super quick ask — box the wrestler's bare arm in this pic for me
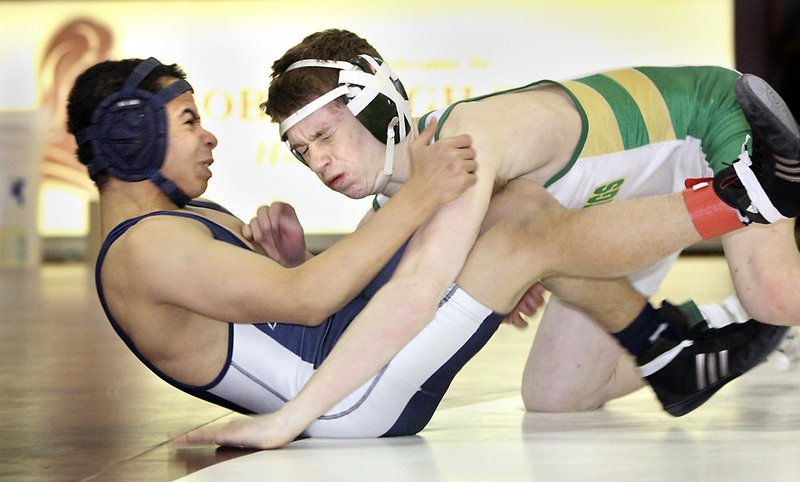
[111,126,477,326]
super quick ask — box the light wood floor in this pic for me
[1,254,798,481]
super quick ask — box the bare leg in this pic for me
[520,275,648,412]
[459,181,700,314]
[522,296,643,412]
[723,220,800,325]
[464,188,787,417]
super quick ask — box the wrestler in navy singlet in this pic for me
[95,200,504,437]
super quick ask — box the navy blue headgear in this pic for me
[75,57,194,206]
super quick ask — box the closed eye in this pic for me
[321,128,336,141]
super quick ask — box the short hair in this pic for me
[66,58,187,188]
[262,29,382,123]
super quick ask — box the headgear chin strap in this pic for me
[373,117,399,193]
[75,57,194,207]
[278,55,412,194]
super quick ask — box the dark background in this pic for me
[735,0,800,240]
[736,0,799,117]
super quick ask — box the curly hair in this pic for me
[262,29,382,123]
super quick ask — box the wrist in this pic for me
[398,176,439,214]
[280,397,320,435]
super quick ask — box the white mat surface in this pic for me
[177,364,800,482]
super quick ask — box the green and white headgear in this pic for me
[279,55,412,193]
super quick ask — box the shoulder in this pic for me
[104,213,232,304]
[441,85,570,134]
[439,86,575,175]
[126,213,212,243]
[111,213,215,270]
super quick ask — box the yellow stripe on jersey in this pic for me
[562,80,624,158]
[602,69,677,144]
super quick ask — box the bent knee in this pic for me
[521,381,605,413]
[521,358,643,413]
[743,289,800,326]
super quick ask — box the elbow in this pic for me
[292,298,334,326]
[233,292,328,327]
[283,267,346,326]
[295,313,328,327]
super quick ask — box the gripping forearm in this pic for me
[282,278,441,431]
[293,185,442,320]
[275,196,484,429]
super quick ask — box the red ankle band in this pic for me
[682,179,744,240]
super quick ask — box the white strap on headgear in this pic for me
[373,117,399,193]
[338,57,410,139]
[277,56,410,142]
[278,85,351,138]
[278,56,410,194]
[278,60,358,138]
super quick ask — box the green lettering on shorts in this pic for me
[583,178,625,207]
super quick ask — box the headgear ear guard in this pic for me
[278,55,412,193]
[75,57,194,206]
